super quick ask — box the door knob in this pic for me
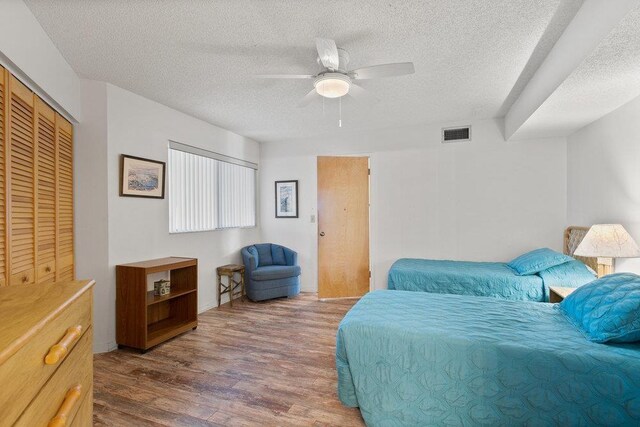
[319,232,325,237]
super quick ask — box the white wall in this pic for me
[74,80,111,352]
[0,0,81,121]
[568,94,640,274]
[261,119,568,291]
[76,82,261,352]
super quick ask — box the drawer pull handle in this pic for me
[48,384,82,427]
[45,266,51,272]
[21,276,28,283]
[45,325,82,365]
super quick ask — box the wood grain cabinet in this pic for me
[0,65,74,287]
[0,280,94,426]
[117,257,198,352]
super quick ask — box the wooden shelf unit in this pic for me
[146,287,196,306]
[116,257,197,351]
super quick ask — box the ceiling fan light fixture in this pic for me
[314,73,350,98]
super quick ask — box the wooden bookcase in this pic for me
[116,257,197,351]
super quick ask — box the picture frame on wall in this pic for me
[120,154,166,199]
[275,180,298,218]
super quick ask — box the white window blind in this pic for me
[168,142,256,233]
[218,161,256,228]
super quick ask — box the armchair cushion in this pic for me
[255,244,273,267]
[241,247,259,271]
[284,247,297,266]
[271,245,287,266]
[251,265,301,281]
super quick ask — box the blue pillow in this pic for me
[271,245,287,266]
[247,246,259,267]
[507,248,573,276]
[560,273,640,343]
[255,244,273,266]
[537,260,596,301]
[537,260,596,287]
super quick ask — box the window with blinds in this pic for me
[168,142,256,233]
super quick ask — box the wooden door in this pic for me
[35,98,56,283]
[8,75,36,286]
[56,115,74,281]
[0,68,75,286]
[317,156,370,298]
[0,67,6,286]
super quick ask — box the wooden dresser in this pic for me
[0,280,94,426]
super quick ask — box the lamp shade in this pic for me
[574,224,640,258]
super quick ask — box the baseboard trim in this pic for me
[93,340,117,354]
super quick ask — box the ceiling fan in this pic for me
[257,38,415,107]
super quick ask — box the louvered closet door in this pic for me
[0,67,7,287]
[8,75,35,286]
[56,115,73,281]
[35,98,56,283]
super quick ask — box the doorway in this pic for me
[317,156,370,299]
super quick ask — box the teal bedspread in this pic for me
[388,259,594,302]
[337,290,640,426]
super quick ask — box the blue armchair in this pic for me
[241,243,301,301]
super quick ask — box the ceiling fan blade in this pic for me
[255,74,315,79]
[348,84,379,103]
[350,62,415,80]
[298,88,319,108]
[315,38,339,70]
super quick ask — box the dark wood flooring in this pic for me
[93,293,365,426]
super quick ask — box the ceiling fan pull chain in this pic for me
[338,96,342,128]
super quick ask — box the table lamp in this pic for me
[574,224,640,277]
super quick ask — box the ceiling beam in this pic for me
[504,0,637,140]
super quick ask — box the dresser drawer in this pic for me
[0,289,92,426]
[69,387,93,427]
[15,328,93,427]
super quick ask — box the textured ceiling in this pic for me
[26,0,572,143]
[514,3,640,140]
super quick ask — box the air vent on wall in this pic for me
[442,126,471,143]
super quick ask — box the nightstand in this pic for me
[549,287,575,303]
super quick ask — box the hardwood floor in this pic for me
[93,293,365,426]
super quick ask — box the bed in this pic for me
[337,290,640,426]
[387,226,597,301]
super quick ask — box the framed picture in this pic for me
[275,180,298,218]
[120,154,166,199]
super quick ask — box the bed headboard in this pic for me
[564,226,598,272]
